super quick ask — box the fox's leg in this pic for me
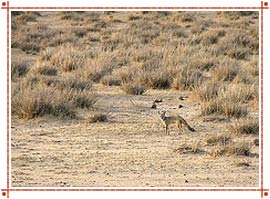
[177,122,183,135]
[165,125,169,135]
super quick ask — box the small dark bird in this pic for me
[151,102,157,109]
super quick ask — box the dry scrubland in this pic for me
[11,11,259,187]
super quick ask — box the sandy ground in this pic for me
[11,85,259,187]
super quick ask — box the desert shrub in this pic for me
[48,45,86,72]
[12,78,96,119]
[128,15,141,21]
[220,100,248,118]
[227,47,250,60]
[86,113,108,123]
[11,61,30,80]
[81,60,116,83]
[72,92,98,109]
[200,84,249,118]
[122,83,146,95]
[230,118,259,135]
[101,75,121,86]
[173,67,203,91]
[221,142,252,156]
[139,69,173,89]
[200,31,219,46]
[201,96,248,118]
[211,59,240,82]
[15,12,39,23]
[173,30,188,38]
[63,77,92,91]
[206,134,231,146]
[244,58,259,76]
[12,85,75,119]
[49,104,77,119]
[31,64,58,76]
[194,81,222,101]
[181,14,194,22]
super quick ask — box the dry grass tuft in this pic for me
[11,61,30,80]
[86,114,108,123]
[122,84,146,95]
[206,134,231,146]
[173,142,205,154]
[230,118,259,135]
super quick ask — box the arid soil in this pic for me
[11,11,259,187]
[11,85,258,187]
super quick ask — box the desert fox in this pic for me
[159,111,195,135]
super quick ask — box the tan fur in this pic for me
[159,111,195,135]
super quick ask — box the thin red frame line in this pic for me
[6,1,10,198]
[1,1,267,197]
[260,1,264,198]
[0,6,269,10]
[1,188,269,192]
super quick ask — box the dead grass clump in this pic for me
[128,15,141,21]
[244,58,259,76]
[236,162,250,167]
[12,78,96,119]
[86,114,108,123]
[122,84,146,95]
[230,118,259,135]
[201,95,248,118]
[63,78,92,91]
[194,81,221,101]
[173,30,188,38]
[39,45,87,72]
[222,142,252,156]
[173,67,202,91]
[49,104,77,119]
[15,12,39,24]
[173,142,205,154]
[206,134,231,146]
[200,31,219,46]
[12,86,76,119]
[101,75,121,86]
[73,92,98,109]
[227,47,250,60]
[220,99,248,118]
[139,69,173,89]
[211,59,240,82]
[31,64,58,76]
[11,61,30,80]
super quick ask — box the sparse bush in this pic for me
[230,118,259,135]
[31,65,58,76]
[122,84,146,95]
[221,142,252,156]
[173,67,202,91]
[139,69,173,89]
[86,113,108,123]
[200,31,219,46]
[128,15,141,21]
[49,45,86,72]
[211,59,240,82]
[173,30,187,38]
[194,81,221,101]
[206,134,231,146]
[101,75,121,86]
[11,61,30,80]
[73,92,98,109]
